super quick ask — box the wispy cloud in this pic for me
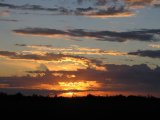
[125,0,160,8]
[0,1,136,18]
[0,50,106,71]
[76,6,135,18]
[77,0,160,8]
[15,44,127,56]
[0,3,59,11]
[128,50,160,58]
[149,44,160,48]
[1,0,159,19]
[13,28,160,42]
[0,18,18,22]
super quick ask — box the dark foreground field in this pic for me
[0,93,160,118]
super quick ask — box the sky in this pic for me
[0,0,160,97]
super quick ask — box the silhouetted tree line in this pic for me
[0,92,160,118]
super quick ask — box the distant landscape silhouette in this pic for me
[0,92,160,118]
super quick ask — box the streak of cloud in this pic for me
[13,28,160,42]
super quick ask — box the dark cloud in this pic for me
[128,50,160,58]
[0,51,17,56]
[64,64,159,87]
[0,0,158,18]
[15,44,52,48]
[124,0,155,7]
[0,1,134,18]
[0,2,15,8]
[153,4,160,8]
[77,0,108,5]
[77,0,157,7]
[0,50,88,61]
[13,28,67,36]
[15,44,27,47]
[0,18,18,22]
[77,6,134,18]
[0,3,58,11]
[94,6,129,15]
[13,28,160,42]
[0,88,56,96]
[105,64,160,92]
[95,0,107,6]
[0,64,159,94]
[76,7,94,13]
[36,64,160,92]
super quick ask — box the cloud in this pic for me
[0,18,18,22]
[77,0,159,8]
[15,44,52,48]
[86,12,134,18]
[95,0,107,6]
[0,50,106,71]
[0,51,17,56]
[0,3,58,11]
[15,44,126,56]
[27,63,160,86]
[37,64,49,71]
[125,0,154,7]
[128,0,157,5]
[125,0,160,10]
[0,83,9,88]
[149,44,160,48]
[0,50,81,61]
[154,4,160,8]
[13,28,67,37]
[76,6,135,18]
[0,1,134,18]
[0,2,15,8]
[15,44,28,47]
[0,10,10,16]
[0,63,160,95]
[128,50,160,58]
[1,0,159,19]
[13,28,160,42]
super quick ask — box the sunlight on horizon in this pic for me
[58,81,101,90]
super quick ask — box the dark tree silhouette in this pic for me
[0,92,159,118]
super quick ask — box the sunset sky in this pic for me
[0,0,160,97]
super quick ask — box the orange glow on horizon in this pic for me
[58,91,122,97]
[58,81,100,91]
[29,81,101,92]
[59,92,74,97]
